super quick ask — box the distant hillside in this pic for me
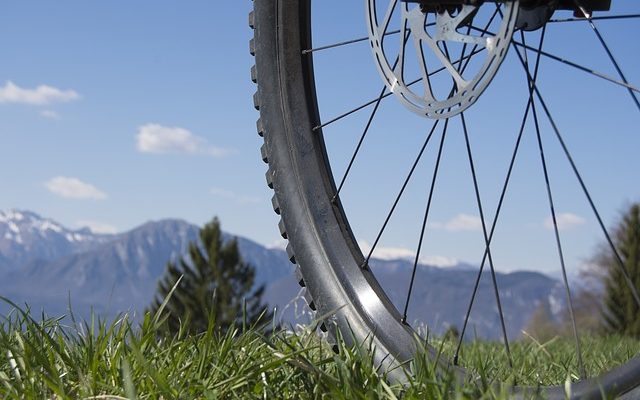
[0,210,113,270]
[0,209,564,339]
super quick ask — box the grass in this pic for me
[0,299,639,399]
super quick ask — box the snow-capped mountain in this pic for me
[0,209,565,339]
[0,210,112,270]
[0,211,294,322]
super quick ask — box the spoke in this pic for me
[402,118,449,324]
[402,23,478,323]
[461,112,513,369]
[424,30,467,91]
[464,27,640,94]
[331,86,387,203]
[332,87,386,203]
[414,30,433,97]
[530,78,587,380]
[573,0,640,111]
[521,28,586,379]
[453,84,532,366]
[398,12,501,315]
[313,47,486,131]
[380,0,399,38]
[454,11,539,367]
[314,92,394,131]
[510,40,640,311]
[457,25,473,75]
[302,30,401,55]
[466,24,640,94]
[362,119,441,267]
[397,14,410,92]
[510,40,640,94]
[302,21,438,54]
[315,4,498,131]
[333,31,411,201]
[549,14,640,23]
[362,10,498,267]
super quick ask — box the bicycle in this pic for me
[250,0,640,397]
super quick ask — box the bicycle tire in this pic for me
[249,1,640,398]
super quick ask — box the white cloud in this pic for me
[267,238,288,251]
[433,213,482,232]
[418,255,458,268]
[0,81,80,105]
[76,220,118,234]
[544,213,585,231]
[210,187,260,205]
[358,241,458,268]
[136,123,230,157]
[360,242,415,260]
[40,110,60,119]
[45,176,107,200]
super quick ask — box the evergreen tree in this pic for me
[523,302,559,342]
[149,217,272,334]
[596,203,640,337]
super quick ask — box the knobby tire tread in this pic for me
[248,1,640,398]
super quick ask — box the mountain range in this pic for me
[0,209,565,339]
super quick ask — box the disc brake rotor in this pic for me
[366,0,520,119]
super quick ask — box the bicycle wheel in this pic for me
[249,0,640,397]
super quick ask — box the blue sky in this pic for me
[0,1,637,275]
[0,2,271,237]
